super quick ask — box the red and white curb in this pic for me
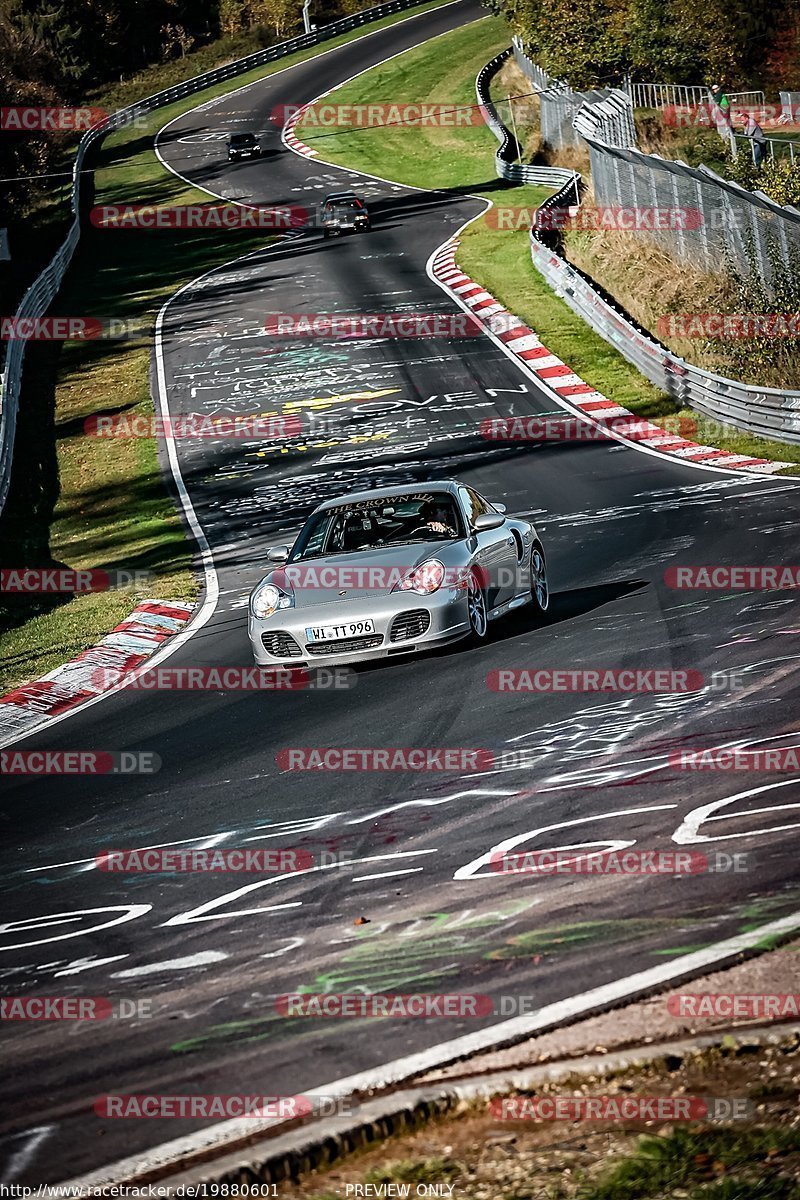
[0,599,193,744]
[282,105,318,158]
[431,240,789,474]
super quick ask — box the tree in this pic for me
[251,0,298,38]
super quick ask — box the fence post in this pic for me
[749,203,769,283]
[694,177,711,267]
[670,173,687,260]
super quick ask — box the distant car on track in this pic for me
[320,190,371,237]
[227,132,261,161]
[249,480,548,669]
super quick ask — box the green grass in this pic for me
[297,19,800,474]
[1,0,455,696]
[365,1158,462,1184]
[298,14,513,190]
[579,1126,800,1200]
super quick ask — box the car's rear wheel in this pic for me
[467,572,488,641]
[529,541,549,615]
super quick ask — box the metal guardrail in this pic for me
[629,82,765,110]
[475,50,580,188]
[780,91,800,122]
[0,0,432,515]
[478,49,800,446]
[528,226,800,444]
[573,90,637,149]
[733,132,800,166]
[511,52,800,291]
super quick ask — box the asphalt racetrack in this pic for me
[1,0,799,1182]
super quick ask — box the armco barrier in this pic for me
[528,224,800,444]
[475,50,579,190]
[0,0,433,516]
[479,49,800,445]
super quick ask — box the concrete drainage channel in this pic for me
[106,1023,800,1190]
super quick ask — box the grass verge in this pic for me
[297,19,800,473]
[0,0,454,697]
[274,1037,800,1200]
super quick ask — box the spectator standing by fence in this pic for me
[709,83,732,129]
[742,113,767,167]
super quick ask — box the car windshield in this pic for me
[290,493,463,560]
[231,134,256,145]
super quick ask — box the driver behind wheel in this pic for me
[418,499,456,536]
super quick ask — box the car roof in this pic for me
[314,481,461,513]
[324,191,361,201]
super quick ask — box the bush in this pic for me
[726,148,800,207]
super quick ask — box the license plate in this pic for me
[306,619,376,641]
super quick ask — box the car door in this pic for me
[458,486,518,610]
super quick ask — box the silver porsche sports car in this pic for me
[248,481,548,669]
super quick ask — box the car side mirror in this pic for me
[267,545,290,562]
[473,512,505,532]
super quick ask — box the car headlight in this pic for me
[392,559,445,596]
[250,580,293,619]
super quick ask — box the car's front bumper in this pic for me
[323,221,368,234]
[249,588,471,668]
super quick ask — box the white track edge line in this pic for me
[62,908,800,1187]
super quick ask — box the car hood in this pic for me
[262,544,465,607]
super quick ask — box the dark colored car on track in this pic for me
[321,191,371,237]
[227,132,260,160]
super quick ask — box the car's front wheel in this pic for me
[529,541,549,616]
[467,572,488,642]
